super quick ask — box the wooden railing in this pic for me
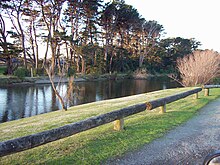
[203,85,220,96]
[0,87,204,157]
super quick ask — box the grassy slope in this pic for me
[0,87,220,164]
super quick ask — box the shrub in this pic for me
[170,50,220,86]
[0,66,6,75]
[68,67,76,77]
[33,68,46,76]
[132,68,149,79]
[14,67,30,79]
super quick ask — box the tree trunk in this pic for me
[81,57,86,74]
[139,54,144,68]
[33,22,39,70]
[6,57,13,75]
[17,13,27,68]
[42,36,49,69]
[77,55,80,72]
[29,21,36,69]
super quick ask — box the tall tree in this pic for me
[64,0,83,72]
[22,0,40,70]
[0,14,19,74]
[3,0,28,67]
[100,1,117,62]
[138,20,163,68]
[157,37,201,71]
[0,1,21,75]
[37,0,65,74]
[79,0,103,74]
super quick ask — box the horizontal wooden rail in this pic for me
[203,85,220,96]
[146,88,202,110]
[0,103,147,157]
[0,87,202,157]
[203,85,220,89]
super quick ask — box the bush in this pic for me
[0,66,6,75]
[33,68,46,76]
[132,68,149,79]
[211,77,220,85]
[68,67,76,77]
[170,50,220,86]
[14,67,30,79]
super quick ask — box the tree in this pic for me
[170,50,220,87]
[3,0,28,67]
[0,13,21,75]
[138,20,163,68]
[79,0,103,74]
[38,0,65,74]
[64,0,82,71]
[22,0,41,70]
[100,1,118,72]
[150,37,201,73]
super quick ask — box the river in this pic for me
[0,77,180,123]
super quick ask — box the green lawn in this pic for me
[0,87,220,164]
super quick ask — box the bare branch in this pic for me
[174,50,220,86]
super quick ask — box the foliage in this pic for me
[32,68,46,77]
[68,67,76,77]
[151,37,201,73]
[0,66,6,75]
[0,88,220,164]
[170,50,220,86]
[211,77,220,85]
[13,67,30,78]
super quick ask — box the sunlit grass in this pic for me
[0,87,220,164]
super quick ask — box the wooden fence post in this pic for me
[194,93,198,99]
[160,104,166,113]
[204,89,209,96]
[114,119,124,131]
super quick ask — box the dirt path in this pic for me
[106,97,220,165]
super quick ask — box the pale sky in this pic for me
[124,0,220,52]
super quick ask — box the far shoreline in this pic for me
[0,73,168,86]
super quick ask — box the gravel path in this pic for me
[106,97,220,165]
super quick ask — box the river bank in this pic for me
[0,73,165,86]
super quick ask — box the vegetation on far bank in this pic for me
[0,65,168,86]
[0,87,220,164]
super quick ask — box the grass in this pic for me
[0,87,220,164]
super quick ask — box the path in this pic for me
[106,97,220,165]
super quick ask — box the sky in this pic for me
[123,0,220,52]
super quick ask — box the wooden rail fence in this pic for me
[203,85,220,96]
[0,87,206,157]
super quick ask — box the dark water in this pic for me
[0,77,180,123]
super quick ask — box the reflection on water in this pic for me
[0,77,180,123]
